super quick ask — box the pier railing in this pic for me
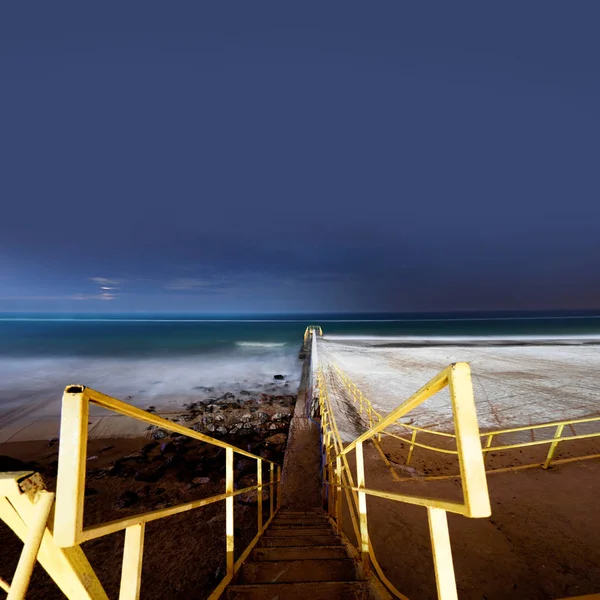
[317,362,491,600]
[332,364,600,476]
[0,386,281,600]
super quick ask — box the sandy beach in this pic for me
[318,339,600,441]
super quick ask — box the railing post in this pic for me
[257,460,263,535]
[269,463,274,518]
[7,491,54,600]
[543,424,565,469]
[276,465,281,511]
[355,441,370,571]
[483,433,494,464]
[55,386,89,547]
[225,447,234,577]
[335,456,342,528]
[406,430,417,465]
[118,523,145,600]
[427,507,458,600]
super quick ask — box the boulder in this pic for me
[116,491,139,509]
[273,374,285,380]
[151,428,169,440]
[134,465,166,483]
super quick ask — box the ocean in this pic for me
[1,313,599,414]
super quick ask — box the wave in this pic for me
[235,342,287,348]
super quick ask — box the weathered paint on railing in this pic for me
[0,385,282,600]
[317,356,491,600]
[333,364,600,473]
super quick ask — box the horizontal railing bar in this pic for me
[383,432,459,455]
[481,415,600,436]
[81,481,279,542]
[340,367,451,456]
[85,387,278,465]
[335,483,468,516]
[483,431,600,452]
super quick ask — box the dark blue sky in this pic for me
[1,3,600,313]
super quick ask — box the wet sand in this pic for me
[319,339,600,437]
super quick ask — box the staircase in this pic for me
[226,509,373,599]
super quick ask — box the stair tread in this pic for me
[227,580,373,599]
[240,557,359,584]
[265,528,333,537]
[260,535,342,547]
[253,546,348,561]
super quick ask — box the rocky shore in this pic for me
[0,379,299,598]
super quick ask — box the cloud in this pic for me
[90,277,120,286]
[164,278,217,290]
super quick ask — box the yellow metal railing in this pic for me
[317,361,491,600]
[332,364,600,475]
[303,325,323,345]
[0,385,281,600]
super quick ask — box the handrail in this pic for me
[303,325,323,345]
[47,384,281,600]
[316,354,491,600]
[332,364,600,472]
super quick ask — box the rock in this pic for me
[87,456,98,461]
[151,428,169,440]
[116,491,139,509]
[265,433,287,448]
[206,424,216,433]
[241,413,252,423]
[269,424,278,430]
[146,406,157,413]
[229,426,240,435]
[273,374,285,380]
[214,414,225,422]
[134,465,166,483]
[192,476,211,485]
[236,459,254,475]
[160,442,175,454]
[141,442,159,454]
[237,489,270,505]
[243,423,253,429]
[216,426,228,435]
[240,390,252,396]
[271,413,286,421]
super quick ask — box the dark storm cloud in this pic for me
[1,2,600,312]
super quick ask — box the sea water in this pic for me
[1,312,599,413]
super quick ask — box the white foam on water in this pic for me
[0,348,302,418]
[235,342,287,348]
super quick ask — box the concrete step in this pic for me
[277,510,326,516]
[265,528,333,537]
[270,523,331,531]
[260,535,342,547]
[227,580,373,600]
[253,545,349,561]
[239,558,358,584]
